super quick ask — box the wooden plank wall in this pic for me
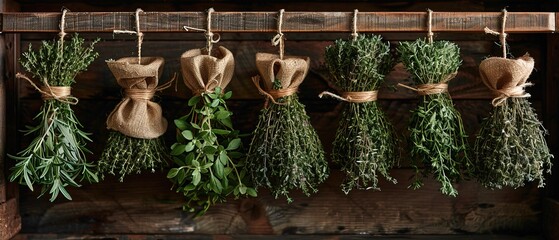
[3,0,557,237]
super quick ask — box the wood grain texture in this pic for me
[0,11,555,33]
[0,198,21,240]
[17,171,541,235]
[11,233,541,240]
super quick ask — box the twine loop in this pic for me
[319,90,377,103]
[272,9,286,59]
[17,73,78,105]
[351,9,359,40]
[59,8,68,49]
[123,73,176,100]
[252,75,297,105]
[484,9,508,58]
[113,8,144,64]
[427,9,434,44]
[491,82,532,106]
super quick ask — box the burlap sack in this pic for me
[255,53,310,91]
[479,54,534,106]
[106,57,167,139]
[180,46,235,94]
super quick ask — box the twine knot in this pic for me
[319,90,378,103]
[124,88,155,100]
[252,75,297,105]
[17,73,78,104]
[491,83,532,106]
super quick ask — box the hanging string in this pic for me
[271,9,285,59]
[205,8,221,54]
[113,8,144,64]
[351,9,359,40]
[427,9,434,44]
[484,9,508,58]
[183,8,221,54]
[59,8,68,51]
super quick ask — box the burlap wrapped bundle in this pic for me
[99,56,170,181]
[180,46,234,94]
[246,53,328,201]
[106,57,167,139]
[474,53,553,189]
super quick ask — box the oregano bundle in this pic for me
[246,53,329,202]
[397,39,472,196]
[474,54,553,189]
[168,46,255,216]
[9,34,99,201]
[322,35,398,193]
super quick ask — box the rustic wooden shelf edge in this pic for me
[0,11,556,33]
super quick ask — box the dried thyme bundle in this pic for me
[9,34,99,201]
[474,54,552,189]
[245,53,329,202]
[98,57,170,181]
[168,46,255,216]
[397,39,471,196]
[322,34,398,193]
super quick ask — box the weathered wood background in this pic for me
[2,0,558,238]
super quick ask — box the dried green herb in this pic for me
[397,39,471,196]
[246,53,328,202]
[9,34,100,201]
[98,57,170,181]
[168,88,255,216]
[323,34,398,193]
[474,55,552,189]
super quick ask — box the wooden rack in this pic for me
[0,11,556,33]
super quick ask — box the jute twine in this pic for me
[253,52,310,106]
[271,9,286,60]
[397,72,456,96]
[427,9,434,44]
[16,73,79,105]
[484,9,508,58]
[351,9,359,40]
[318,90,378,103]
[183,8,221,55]
[479,54,534,106]
[180,46,235,96]
[106,57,171,139]
[113,8,144,65]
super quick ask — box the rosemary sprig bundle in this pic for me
[397,39,471,196]
[246,53,329,202]
[323,35,398,193]
[169,47,255,216]
[9,34,99,201]
[474,55,552,189]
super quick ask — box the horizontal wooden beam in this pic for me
[0,11,556,33]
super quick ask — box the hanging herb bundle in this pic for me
[397,39,472,196]
[168,46,255,215]
[322,34,398,193]
[9,34,99,201]
[245,53,329,202]
[474,54,553,189]
[98,57,170,181]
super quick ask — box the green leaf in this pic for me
[220,117,233,129]
[192,170,201,186]
[212,128,231,135]
[183,184,195,191]
[215,111,231,120]
[223,91,233,99]
[239,185,247,195]
[185,142,195,152]
[211,99,220,108]
[203,146,217,155]
[192,160,200,168]
[171,144,186,156]
[174,119,189,130]
[167,168,180,178]
[219,151,228,165]
[246,188,257,197]
[188,96,200,106]
[182,130,194,140]
[226,139,241,151]
[214,161,224,178]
